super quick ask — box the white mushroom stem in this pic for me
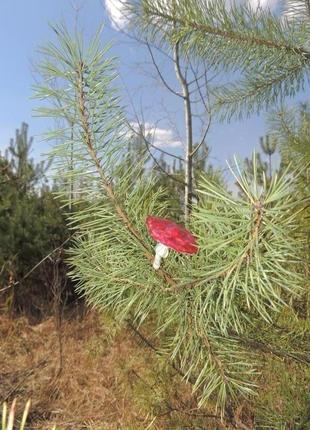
[153,243,169,270]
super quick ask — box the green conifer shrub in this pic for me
[0,124,70,320]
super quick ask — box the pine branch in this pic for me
[215,59,306,120]
[128,0,310,117]
[129,0,310,58]
[77,59,141,241]
[173,156,305,332]
[156,7,309,58]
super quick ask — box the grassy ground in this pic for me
[1,308,309,430]
[0,310,226,430]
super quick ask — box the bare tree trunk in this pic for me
[174,42,193,221]
[111,24,212,221]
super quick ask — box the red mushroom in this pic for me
[146,216,198,270]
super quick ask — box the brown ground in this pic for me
[0,310,225,430]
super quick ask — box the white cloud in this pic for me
[104,0,174,29]
[130,122,182,148]
[104,0,130,30]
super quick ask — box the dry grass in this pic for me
[2,308,308,429]
[0,310,223,430]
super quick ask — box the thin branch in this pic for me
[151,144,184,161]
[140,124,186,186]
[146,42,184,98]
[127,120,185,162]
[191,122,211,158]
[189,63,212,157]
[233,334,310,365]
[120,76,186,187]
[187,71,206,86]
[149,146,186,186]
[189,62,210,111]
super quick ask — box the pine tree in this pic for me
[33,23,310,426]
[260,135,277,181]
[0,124,68,318]
[125,124,151,173]
[5,122,50,193]
[236,134,281,197]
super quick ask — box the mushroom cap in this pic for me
[146,216,198,254]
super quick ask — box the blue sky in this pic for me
[0,0,308,176]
